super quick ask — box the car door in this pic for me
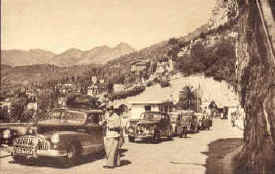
[166,113,171,131]
[85,113,104,153]
[160,113,170,135]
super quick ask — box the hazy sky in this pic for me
[1,0,216,54]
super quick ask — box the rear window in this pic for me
[141,112,162,120]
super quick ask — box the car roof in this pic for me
[53,107,103,114]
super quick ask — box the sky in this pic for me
[1,0,216,54]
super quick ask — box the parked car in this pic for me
[169,111,191,138]
[0,123,34,150]
[127,112,173,143]
[12,107,104,167]
[199,113,212,130]
[184,111,200,133]
[194,113,204,130]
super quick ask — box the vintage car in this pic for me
[169,111,191,138]
[183,111,200,133]
[199,113,212,130]
[0,124,33,149]
[194,113,204,130]
[127,111,173,143]
[11,107,104,167]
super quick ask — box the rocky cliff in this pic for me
[218,0,275,173]
[178,0,275,173]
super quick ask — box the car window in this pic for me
[142,112,161,120]
[87,113,100,124]
[76,128,88,133]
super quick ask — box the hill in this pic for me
[1,43,135,67]
[1,64,100,86]
[1,49,56,66]
[78,42,135,65]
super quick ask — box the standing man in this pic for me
[100,105,122,169]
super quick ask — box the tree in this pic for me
[235,1,275,173]
[177,86,195,110]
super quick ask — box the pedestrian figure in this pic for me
[100,105,122,169]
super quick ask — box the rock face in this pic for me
[198,0,275,173]
[233,0,275,173]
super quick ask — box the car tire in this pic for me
[167,127,173,140]
[194,126,199,133]
[151,132,160,144]
[61,143,79,168]
[179,130,183,138]
[12,155,25,163]
[128,136,135,142]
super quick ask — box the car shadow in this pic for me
[132,137,175,144]
[8,151,106,169]
[118,159,132,167]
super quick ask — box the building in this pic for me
[155,57,174,75]
[130,60,148,73]
[129,100,173,119]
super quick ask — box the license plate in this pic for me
[14,147,33,155]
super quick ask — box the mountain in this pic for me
[52,42,135,66]
[1,43,135,67]
[79,42,135,65]
[1,49,56,66]
[50,48,83,67]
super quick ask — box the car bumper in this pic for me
[12,149,67,158]
[128,134,153,139]
[36,150,67,157]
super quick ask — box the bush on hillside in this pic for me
[176,38,236,85]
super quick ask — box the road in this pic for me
[0,119,242,174]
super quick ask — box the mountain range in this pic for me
[1,42,135,67]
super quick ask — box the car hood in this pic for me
[37,119,85,127]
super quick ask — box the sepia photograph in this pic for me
[0,0,275,174]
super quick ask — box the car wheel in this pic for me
[173,127,177,137]
[61,143,79,167]
[179,130,183,138]
[167,127,173,140]
[128,136,135,142]
[151,132,160,144]
[12,155,25,163]
[194,125,199,133]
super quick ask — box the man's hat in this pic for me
[106,104,114,110]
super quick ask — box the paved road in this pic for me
[0,119,242,174]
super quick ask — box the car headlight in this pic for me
[3,129,11,139]
[27,128,34,135]
[51,134,60,144]
[128,127,134,133]
[149,128,155,134]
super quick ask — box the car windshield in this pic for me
[181,111,194,117]
[142,112,162,120]
[170,114,178,121]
